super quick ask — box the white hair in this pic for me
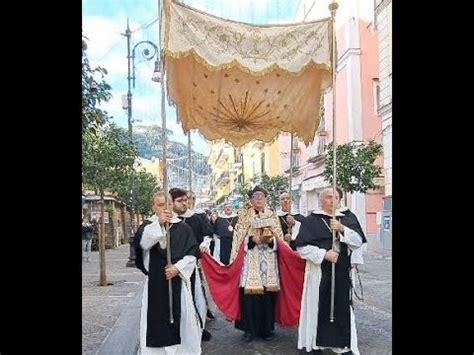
[319,187,340,202]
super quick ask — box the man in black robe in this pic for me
[170,187,213,340]
[201,203,238,265]
[276,191,305,251]
[134,192,204,354]
[294,187,367,354]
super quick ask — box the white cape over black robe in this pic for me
[294,209,366,354]
[134,215,207,354]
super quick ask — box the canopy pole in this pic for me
[329,0,339,324]
[188,131,192,191]
[159,0,173,324]
[288,133,294,235]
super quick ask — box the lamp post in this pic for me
[122,19,161,267]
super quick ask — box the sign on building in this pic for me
[91,211,109,223]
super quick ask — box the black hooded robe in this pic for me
[134,220,199,347]
[294,211,366,349]
[212,216,238,265]
[278,213,305,251]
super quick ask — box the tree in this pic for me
[82,35,112,131]
[133,170,161,218]
[115,169,161,222]
[323,140,383,204]
[82,123,137,286]
[234,181,252,207]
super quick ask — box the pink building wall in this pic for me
[359,21,383,235]
[360,21,382,142]
[279,18,383,236]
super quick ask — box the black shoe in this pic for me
[313,350,323,354]
[202,329,211,341]
[243,332,255,343]
[262,333,275,341]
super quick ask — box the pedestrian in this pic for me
[82,216,94,262]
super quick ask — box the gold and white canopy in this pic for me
[163,0,333,147]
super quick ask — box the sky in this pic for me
[82,0,304,156]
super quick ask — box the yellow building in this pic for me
[208,138,282,206]
[241,140,281,180]
[208,140,236,205]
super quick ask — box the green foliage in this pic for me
[115,169,161,217]
[133,170,160,217]
[254,174,290,208]
[323,140,383,194]
[82,35,112,130]
[82,123,137,196]
[235,181,251,205]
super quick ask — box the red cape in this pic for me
[200,239,306,326]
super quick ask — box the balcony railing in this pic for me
[216,171,230,186]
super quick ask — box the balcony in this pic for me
[216,171,230,186]
[307,154,325,166]
[284,166,300,175]
[229,160,242,173]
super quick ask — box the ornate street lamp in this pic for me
[122,19,161,267]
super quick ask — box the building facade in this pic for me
[83,191,132,249]
[285,0,385,250]
[375,0,392,250]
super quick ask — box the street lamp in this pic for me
[122,19,161,267]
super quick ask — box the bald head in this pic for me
[319,188,340,214]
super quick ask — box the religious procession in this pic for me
[82,0,392,354]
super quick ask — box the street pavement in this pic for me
[201,249,392,355]
[82,244,145,355]
[83,245,391,354]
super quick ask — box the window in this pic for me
[317,135,326,156]
[373,78,380,114]
[292,152,300,169]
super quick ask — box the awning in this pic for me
[163,0,333,147]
